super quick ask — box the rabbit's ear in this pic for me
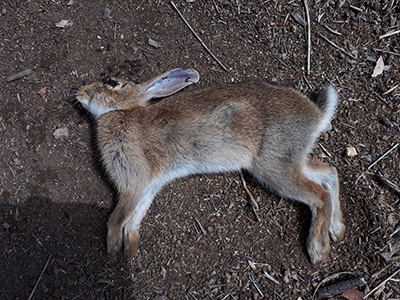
[136,69,199,103]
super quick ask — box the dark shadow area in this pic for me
[0,198,132,300]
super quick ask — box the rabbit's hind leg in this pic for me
[303,159,345,242]
[249,162,332,264]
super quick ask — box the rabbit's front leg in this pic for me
[108,179,164,257]
[107,191,140,256]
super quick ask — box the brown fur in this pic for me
[76,69,344,264]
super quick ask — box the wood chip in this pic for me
[7,69,33,82]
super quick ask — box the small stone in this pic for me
[54,127,69,139]
[55,20,73,28]
[346,146,358,157]
[161,266,166,279]
[148,38,161,48]
[103,8,111,19]
[2,7,6,15]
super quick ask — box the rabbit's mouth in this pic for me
[76,95,120,118]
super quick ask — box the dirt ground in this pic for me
[1,0,400,299]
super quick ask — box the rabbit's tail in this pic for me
[313,85,339,134]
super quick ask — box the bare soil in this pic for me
[1,1,400,299]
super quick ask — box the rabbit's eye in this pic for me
[103,78,120,88]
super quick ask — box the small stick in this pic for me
[27,255,51,300]
[221,293,231,300]
[378,176,400,194]
[318,33,357,60]
[303,0,311,74]
[7,69,33,82]
[239,214,256,224]
[382,84,399,95]
[349,5,364,12]
[319,143,333,158]
[323,24,342,36]
[170,1,228,72]
[363,268,400,299]
[249,275,264,297]
[373,48,400,57]
[303,74,313,89]
[211,0,221,18]
[240,172,261,222]
[263,271,280,285]
[367,143,399,169]
[379,29,400,40]
[136,0,145,10]
[370,88,388,105]
[195,218,207,236]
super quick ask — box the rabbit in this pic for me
[76,68,345,264]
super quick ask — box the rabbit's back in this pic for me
[96,81,323,186]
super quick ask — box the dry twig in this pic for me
[319,143,332,158]
[373,48,400,57]
[382,84,399,95]
[249,275,264,297]
[363,268,400,299]
[318,33,357,60]
[7,69,33,82]
[379,29,400,40]
[323,24,342,36]
[170,1,228,72]
[378,176,400,194]
[368,143,399,169]
[263,271,280,285]
[303,0,311,74]
[240,172,261,221]
[27,255,51,300]
[195,218,207,236]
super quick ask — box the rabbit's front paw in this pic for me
[107,224,123,256]
[307,235,330,264]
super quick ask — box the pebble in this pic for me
[103,8,111,19]
[55,20,74,28]
[148,38,161,48]
[54,127,69,139]
[346,146,358,157]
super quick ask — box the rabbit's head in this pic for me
[76,68,199,117]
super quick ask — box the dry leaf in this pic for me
[372,56,384,77]
[341,289,363,300]
[38,87,47,104]
[55,258,74,270]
